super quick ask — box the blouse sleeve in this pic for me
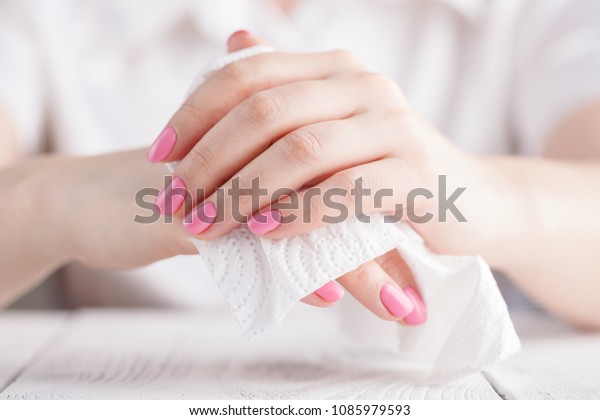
[512,0,600,155]
[0,1,45,155]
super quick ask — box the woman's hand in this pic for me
[38,149,197,270]
[0,148,201,306]
[145,32,506,325]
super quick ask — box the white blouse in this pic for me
[1,0,600,307]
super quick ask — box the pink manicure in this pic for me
[380,283,415,319]
[183,202,217,234]
[247,210,281,235]
[315,281,345,303]
[154,176,187,215]
[228,29,251,42]
[147,127,176,162]
[403,286,427,325]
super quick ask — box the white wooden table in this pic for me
[1,308,599,399]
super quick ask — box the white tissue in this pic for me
[181,47,521,381]
[190,215,520,381]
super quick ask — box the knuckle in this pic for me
[228,174,260,217]
[376,251,412,285]
[385,106,409,123]
[360,72,400,96]
[219,60,248,82]
[236,192,255,217]
[337,169,368,194]
[178,100,204,120]
[306,190,324,223]
[399,110,420,135]
[283,128,327,165]
[360,73,398,92]
[242,91,285,125]
[359,72,409,110]
[187,142,216,174]
[335,169,373,209]
[353,260,378,282]
[330,49,364,69]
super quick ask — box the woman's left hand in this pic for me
[147,31,498,325]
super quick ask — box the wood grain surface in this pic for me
[1,309,597,400]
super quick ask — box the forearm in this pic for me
[0,148,197,307]
[483,156,600,327]
[0,157,73,306]
[0,105,19,167]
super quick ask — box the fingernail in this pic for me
[228,29,251,43]
[183,202,217,235]
[247,210,281,235]
[154,176,187,215]
[315,281,345,303]
[403,286,427,325]
[147,127,176,162]
[380,283,415,319]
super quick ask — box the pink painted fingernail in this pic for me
[154,176,187,215]
[147,127,176,162]
[315,281,345,303]
[247,210,281,235]
[380,283,415,319]
[228,29,251,42]
[183,202,217,234]
[403,286,427,325]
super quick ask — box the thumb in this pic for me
[227,30,272,53]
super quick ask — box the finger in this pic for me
[147,49,364,163]
[300,281,345,307]
[249,157,429,239]
[374,250,427,325]
[182,114,394,237]
[174,74,399,217]
[173,75,387,217]
[227,30,273,53]
[374,250,413,288]
[301,294,330,307]
[147,29,267,165]
[336,260,414,321]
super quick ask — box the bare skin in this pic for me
[1,32,599,328]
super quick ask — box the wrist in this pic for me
[474,156,535,271]
[26,156,79,267]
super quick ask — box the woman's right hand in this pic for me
[2,147,201,305]
[35,149,197,270]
